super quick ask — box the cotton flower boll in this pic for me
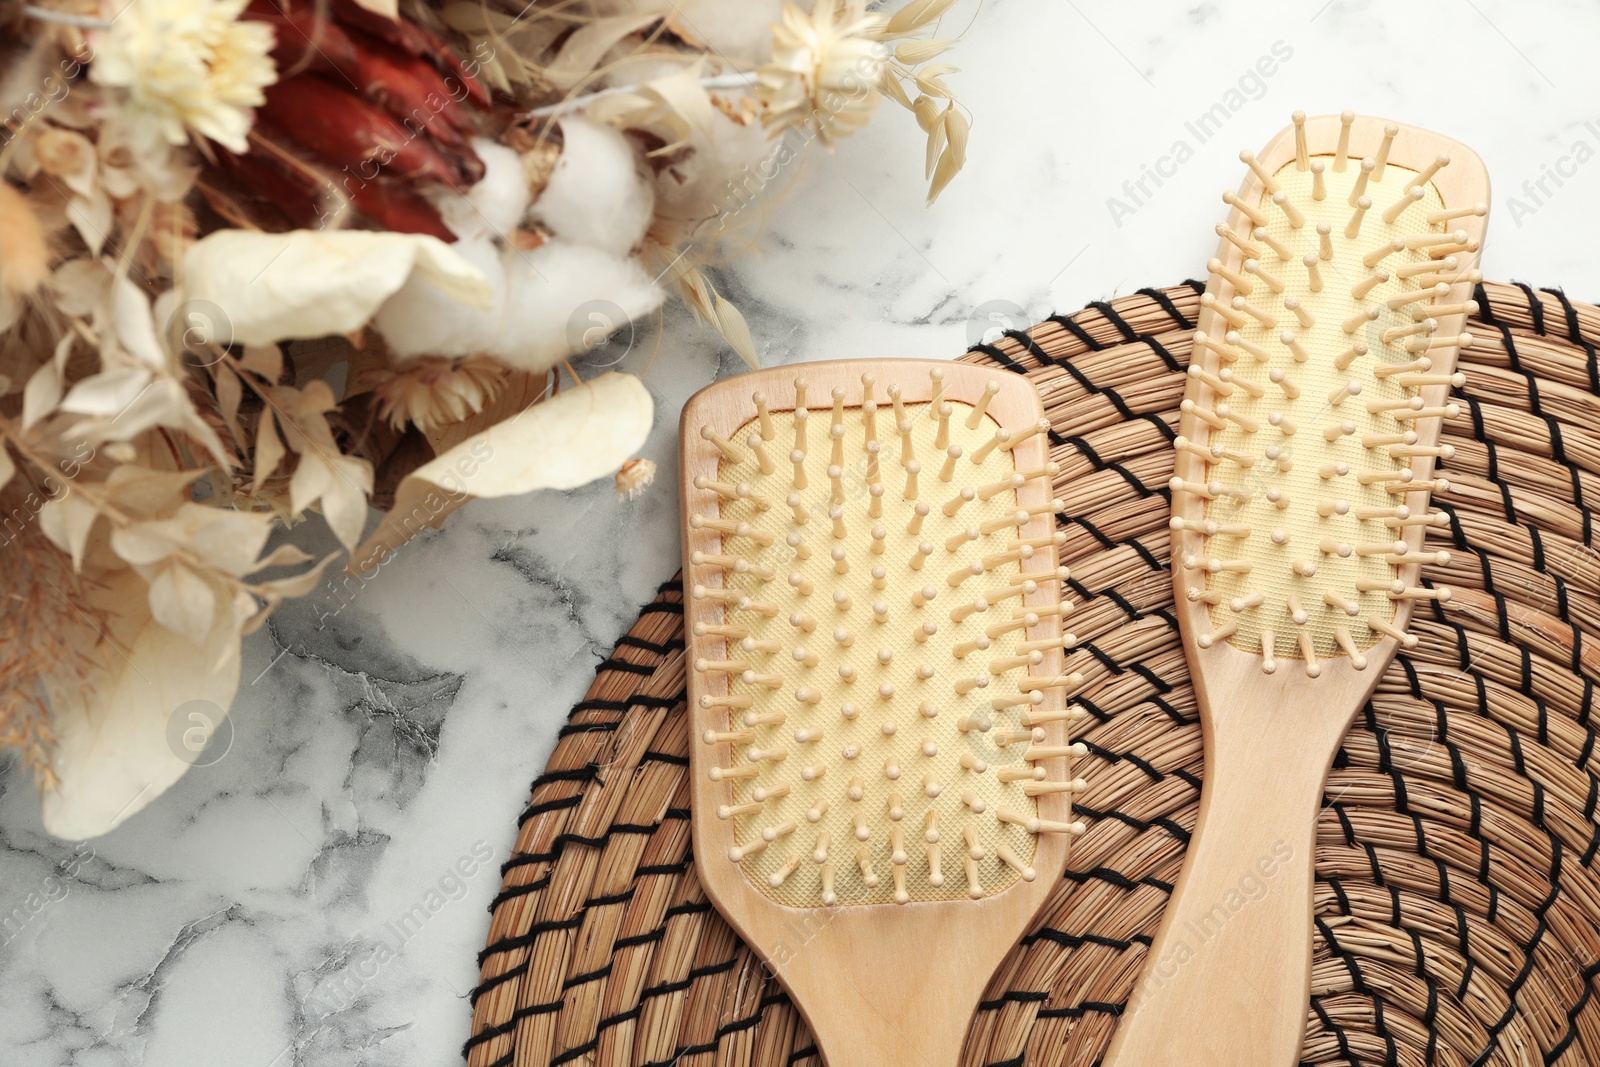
[375,237,664,376]
[530,117,653,256]
[484,239,663,373]
[437,138,530,240]
[375,234,506,360]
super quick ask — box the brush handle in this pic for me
[1102,717,1335,1067]
[773,902,994,1067]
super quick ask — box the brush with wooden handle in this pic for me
[1103,112,1489,1067]
[681,362,1087,1067]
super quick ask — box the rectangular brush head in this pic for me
[682,361,1084,910]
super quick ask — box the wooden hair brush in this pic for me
[681,362,1087,1067]
[1102,112,1489,1066]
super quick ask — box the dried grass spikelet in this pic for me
[360,353,510,433]
[0,181,52,300]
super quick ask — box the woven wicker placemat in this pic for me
[465,281,1600,1067]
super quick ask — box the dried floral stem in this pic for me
[521,71,761,121]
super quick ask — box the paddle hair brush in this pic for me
[682,361,1087,1067]
[1103,112,1489,1066]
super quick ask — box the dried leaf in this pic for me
[252,551,338,599]
[215,363,245,448]
[148,562,216,647]
[349,372,651,572]
[236,345,283,382]
[0,444,13,493]
[182,229,493,346]
[253,407,285,493]
[547,14,656,89]
[39,566,243,840]
[67,192,111,256]
[21,358,61,430]
[38,492,100,570]
[249,544,312,571]
[60,367,153,417]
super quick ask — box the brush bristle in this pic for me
[1176,115,1469,675]
[689,370,1085,907]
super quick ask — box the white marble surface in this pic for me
[6,1,1600,1063]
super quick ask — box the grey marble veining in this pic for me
[7,1,1600,1062]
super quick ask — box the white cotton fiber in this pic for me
[530,117,654,257]
[375,237,664,376]
[483,238,664,373]
[651,106,777,247]
[437,137,531,240]
[374,234,506,359]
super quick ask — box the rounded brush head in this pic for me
[687,367,1085,907]
[1175,114,1474,676]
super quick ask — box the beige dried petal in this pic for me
[60,368,153,417]
[173,504,274,575]
[51,258,111,316]
[111,275,168,369]
[0,445,13,493]
[288,450,333,516]
[236,345,282,382]
[33,127,97,198]
[252,407,285,493]
[22,358,61,430]
[350,372,652,571]
[318,455,374,551]
[248,543,315,571]
[67,191,111,256]
[39,566,243,840]
[38,493,101,570]
[546,14,657,89]
[251,551,338,599]
[215,363,245,447]
[148,562,216,647]
[181,230,492,346]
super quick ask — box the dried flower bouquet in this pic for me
[0,0,973,838]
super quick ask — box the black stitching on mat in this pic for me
[617,635,685,655]
[1046,312,1105,351]
[1137,286,1195,330]
[967,340,1025,373]
[1089,300,1140,342]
